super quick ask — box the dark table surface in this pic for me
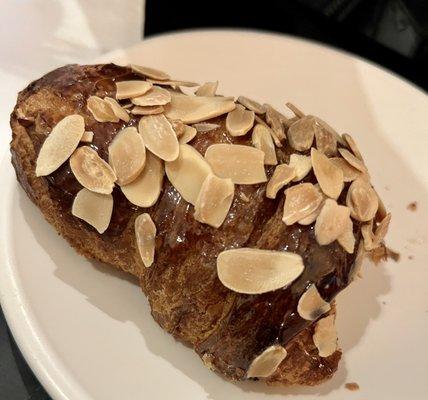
[1,0,426,399]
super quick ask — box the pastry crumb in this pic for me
[408,255,414,260]
[345,382,360,391]
[369,244,400,264]
[407,201,417,211]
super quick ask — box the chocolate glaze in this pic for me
[11,64,361,379]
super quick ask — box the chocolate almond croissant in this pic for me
[10,64,390,386]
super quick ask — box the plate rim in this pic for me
[1,28,427,400]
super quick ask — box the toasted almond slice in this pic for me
[70,146,116,194]
[130,64,170,80]
[283,183,323,225]
[164,92,236,124]
[315,124,337,156]
[289,154,312,182]
[138,114,179,162]
[343,133,363,160]
[169,120,186,137]
[314,116,346,146]
[131,86,171,106]
[329,157,360,182]
[108,127,146,185]
[313,315,337,357]
[135,213,156,268]
[373,213,391,245]
[237,96,266,114]
[311,148,343,199]
[72,188,113,234]
[104,97,130,122]
[121,152,164,207]
[266,164,296,199]
[350,241,366,280]
[165,144,212,204]
[338,148,367,173]
[285,102,305,118]
[226,104,255,137]
[205,144,267,184]
[81,131,94,143]
[255,117,282,147]
[122,103,133,109]
[264,104,286,141]
[252,124,278,165]
[193,123,220,132]
[195,81,218,97]
[147,78,199,87]
[346,178,379,222]
[361,222,375,251]
[287,116,316,151]
[297,184,325,225]
[36,115,85,176]
[375,189,388,221]
[194,174,234,228]
[115,80,153,100]
[315,199,351,245]
[131,105,164,115]
[87,96,119,123]
[217,248,305,294]
[337,216,355,253]
[247,345,287,378]
[179,125,197,144]
[297,284,331,321]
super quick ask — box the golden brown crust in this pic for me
[10,64,352,386]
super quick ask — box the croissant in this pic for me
[10,64,390,386]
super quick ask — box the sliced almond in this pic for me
[343,133,363,160]
[87,96,119,123]
[131,86,171,106]
[217,248,305,294]
[108,127,146,185]
[350,241,366,280]
[346,178,379,222]
[36,115,85,176]
[164,92,236,124]
[264,104,286,141]
[138,114,179,162]
[283,183,323,225]
[315,199,351,245]
[131,105,164,115]
[121,152,163,207]
[165,144,212,204]
[373,213,391,245]
[130,64,170,81]
[375,190,388,221]
[287,116,316,151]
[115,80,153,100]
[205,144,267,184]
[170,120,186,137]
[315,124,337,156]
[194,174,234,228]
[81,131,94,143]
[297,184,324,225]
[70,146,116,194]
[285,102,305,118]
[297,284,331,321]
[72,188,113,234]
[122,103,133,109]
[255,117,282,147]
[311,148,343,199]
[361,222,375,251]
[193,123,220,132]
[338,148,367,173]
[226,104,255,137]
[247,345,287,378]
[104,97,130,122]
[252,124,278,165]
[266,164,296,199]
[313,315,337,357]
[337,216,355,253]
[179,125,197,144]
[135,213,156,268]
[289,154,312,182]
[237,96,266,114]
[195,81,218,97]
[329,157,360,182]
[147,78,199,87]
[314,116,346,146]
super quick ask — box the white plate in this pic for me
[1,30,427,400]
